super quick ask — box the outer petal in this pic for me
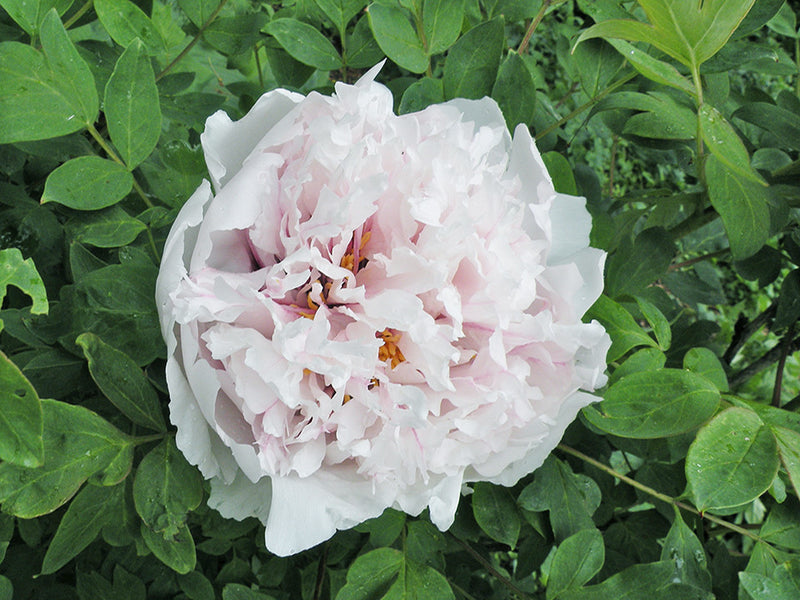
[262,468,392,556]
[202,88,304,191]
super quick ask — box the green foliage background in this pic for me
[1,0,800,598]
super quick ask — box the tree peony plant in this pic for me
[155,64,610,557]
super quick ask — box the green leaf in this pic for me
[573,38,624,98]
[69,205,147,248]
[41,156,133,210]
[541,152,577,195]
[443,17,503,100]
[559,560,704,600]
[0,10,98,142]
[609,347,666,385]
[266,18,342,70]
[605,227,675,298]
[699,103,763,184]
[0,247,48,330]
[336,548,404,599]
[586,295,658,362]
[104,39,162,170]
[356,508,406,547]
[176,0,218,28]
[760,501,800,550]
[367,3,428,73]
[0,514,12,564]
[222,584,275,600]
[774,269,800,330]
[0,576,10,600]
[422,0,463,55]
[491,51,536,131]
[345,14,385,68]
[0,0,74,36]
[733,101,800,151]
[635,297,671,350]
[141,522,196,574]
[705,154,770,260]
[204,13,268,56]
[76,332,166,431]
[604,39,695,96]
[178,571,216,600]
[472,482,521,548]
[133,438,203,539]
[686,407,780,511]
[40,483,120,574]
[740,561,800,600]
[683,347,728,392]
[0,351,43,467]
[94,0,165,53]
[518,456,600,542]
[584,369,720,438]
[315,0,368,36]
[399,76,444,114]
[774,426,800,500]
[547,528,605,600]
[0,399,133,518]
[659,508,712,591]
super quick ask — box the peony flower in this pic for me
[155,63,610,557]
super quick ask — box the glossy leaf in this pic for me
[683,347,728,392]
[0,248,49,329]
[472,482,520,548]
[133,438,203,538]
[686,407,779,511]
[141,522,196,574]
[104,39,162,170]
[492,51,536,130]
[315,0,368,36]
[605,227,675,298]
[636,297,671,350]
[76,332,166,431]
[586,295,658,362]
[0,10,98,142]
[0,399,133,518]
[0,0,74,36]
[659,508,712,590]
[774,426,800,499]
[367,3,428,73]
[422,0,464,55]
[584,369,719,438]
[774,269,800,329]
[0,351,43,467]
[94,0,165,53]
[699,103,763,184]
[69,205,147,248]
[443,18,504,100]
[399,77,444,114]
[734,101,800,151]
[266,18,342,70]
[41,156,133,210]
[547,528,605,600]
[605,39,695,96]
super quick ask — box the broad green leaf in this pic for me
[740,564,800,600]
[573,38,624,98]
[492,52,536,131]
[686,407,779,511]
[204,13,268,56]
[547,528,605,600]
[518,456,600,542]
[76,332,166,431]
[141,522,196,574]
[559,560,705,600]
[345,14,385,68]
[443,18,503,100]
[586,295,658,362]
[659,508,712,591]
[733,102,800,152]
[60,263,162,366]
[94,0,165,53]
[367,3,428,73]
[178,571,216,600]
[356,508,406,547]
[683,347,728,392]
[690,0,758,63]
[266,18,342,70]
[383,558,454,599]
[399,76,444,114]
[69,205,147,248]
[41,483,120,574]
[0,514,12,564]
[177,0,219,28]
[705,155,770,260]
[605,39,695,96]
[760,501,800,550]
[41,156,133,210]
[774,269,800,329]
[699,103,763,184]
[0,0,74,36]
[574,19,685,66]
[0,399,133,518]
[609,347,666,385]
[622,96,696,139]
[315,0,368,36]
[133,438,203,538]
[0,351,43,467]
[774,426,800,500]
[605,227,675,298]
[472,482,520,548]
[422,0,464,55]
[584,369,719,439]
[541,152,577,195]
[222,584,275,600]
[105,39,161,170]
[336,548,404,599]
[0,576,9,600]
[0,10,98,142]
[0,247,48,331]
[636,297,671,350]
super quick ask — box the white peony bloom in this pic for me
[155,63,610,557]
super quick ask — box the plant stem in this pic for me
[454,537,533,600]
[451,581,481,600]
[730,333,800,388]
[63,0,93,29]
[517,0,551,55]
[254,44,264,90]
[133,432,170,445]
[668,247,730,271]
[668,206,717,241]
[557,444,768,545]
[535,71,637,140]
[156,0,229,81]
[86,123,154,209]
[723,301,777,365]
[691,64,706,187]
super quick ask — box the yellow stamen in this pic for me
[343,394,352,404]
[359,231,372,250]
[377,328,405,369]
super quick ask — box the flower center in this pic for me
[377,328,405,368]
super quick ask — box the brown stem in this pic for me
[517,0,552,55]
